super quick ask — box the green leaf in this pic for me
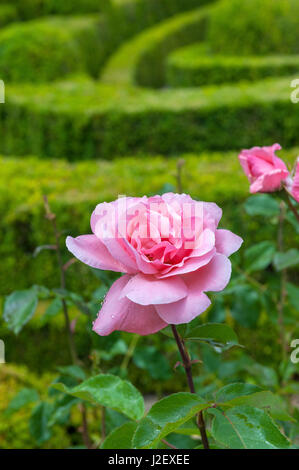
[4,388,39,417]
[52,374,144,421]
[133,393,210,449]
[173,420,201,436]
[29,402,53,445]
[3,289,38,334]
[274,249,299,271]
[215,383,262,403]
[244,195,280,217]
[101,422,138,449]
[210,406,290,449]
[286,282,299,310]
[40,298,63,325]
[216,385,293,421]
[184,323,239,349]
[244,241,276,273]
[231,286,261,328]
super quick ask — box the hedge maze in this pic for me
[0,0,299,293]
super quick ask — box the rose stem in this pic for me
[284,192,299,223]
[171,325,209,449]
[43,195,92,449]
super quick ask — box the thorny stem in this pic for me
[171,325,209,450]
[43,196,92,448]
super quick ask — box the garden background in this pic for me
[0,0,298,449]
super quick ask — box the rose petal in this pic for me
[121,273,187,305]
[157,249,215,278]
[66,235,127,272]
[250,169,289,193]
[156,292,211,325]
[93,275,167,336]
[215,230,243,257]
[184,253,232,293]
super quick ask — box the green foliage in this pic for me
[207,0,299,56]
[209,406,290,449]
[133,346,172,380]
[184,323,239,349]
[4,388,39,417]
[274,249,299,271]
[244,241,276,273]
[0,17,100,82]
[4,0,107,20]
[0,0,298,451]
[133,393,209,448]
[53,374,145,420]
[102,5,211,88]
[0,364,71,448]
[167,43,299,87]
[101,421,138,449]
[0,76,298,159]
[3,288,38,334]
[29,401,54,445]
[244,194,281,217]
[0,149,297,296]
[0,4,18,27]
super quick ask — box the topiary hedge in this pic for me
[95,0,216,75]
[0,16,100,82]
[0,4,18,27]
[102,6,212,88]
[3,0,107,20]
[166,43,299,87]
[207,0,299,56]
[1,149,297,295]
[0,76,297,160]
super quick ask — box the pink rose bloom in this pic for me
[66,194,242,336]
[239,144,289,193]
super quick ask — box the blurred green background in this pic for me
[0,0,298,448]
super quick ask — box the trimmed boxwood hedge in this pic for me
[102,6,212,88]
[207,0,299,56]
[0,16,101,82]
[0,76,297,160]
[0,4,18,27]
[95,0,216,75]
[2,0,107,20]
[1,149,297,295]
[166,43,299,87]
